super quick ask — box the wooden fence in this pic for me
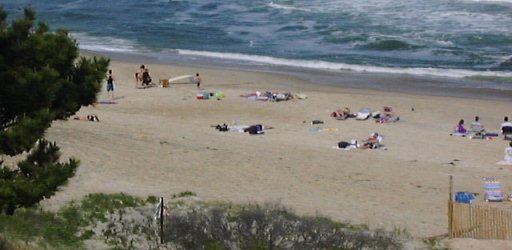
[448,176,512,240]
[449,200,512,240]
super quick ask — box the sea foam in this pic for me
[177,49,512,79]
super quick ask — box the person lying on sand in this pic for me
[331,107,352,120]
[243,124,273,135]
[335,133,382,150]
[74,114,100,122]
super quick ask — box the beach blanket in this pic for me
[309,127,338,132]
[228,125,249,133]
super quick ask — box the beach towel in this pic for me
[450,132,467,137]
[309,127,338,132]
[294,93,307,99]
[496,160,512,165]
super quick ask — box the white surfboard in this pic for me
[168,75,194,84]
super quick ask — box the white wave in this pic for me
[71,32,147,53]
[436,40,455,47]
[268,2,311,12]
[177,49,512,79]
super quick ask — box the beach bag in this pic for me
[455,192,475,204]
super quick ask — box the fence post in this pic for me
[448,175,453,238]
[160,197,164,244]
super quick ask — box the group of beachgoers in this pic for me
[453,116,512,139]
[453,116,512,163]
[133,65,203,90]
[134,65,153,88]
[331,106,399,123]
[97,66,511,160]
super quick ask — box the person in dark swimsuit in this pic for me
[106,69,114,99]
[195,73,201,89]
[142,68,152,87]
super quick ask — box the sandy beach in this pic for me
[41,54,512,247]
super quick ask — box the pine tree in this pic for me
[0,7,109,214]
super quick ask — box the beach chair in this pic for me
[483,177,504,202]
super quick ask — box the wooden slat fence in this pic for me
[449,200,512,240]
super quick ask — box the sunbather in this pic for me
[74,114,100,122]
[376,106,399,123]
[360,132,381,149]
[335,107,352,120]
[334,133,383,150]
[243,124,273,135]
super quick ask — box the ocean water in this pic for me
[3,0,512,82]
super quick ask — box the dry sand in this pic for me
[41,56,512,247]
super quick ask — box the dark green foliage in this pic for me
[0,7,109,214]
[0,139,78,215]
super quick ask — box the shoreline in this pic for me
[82,49,512,102]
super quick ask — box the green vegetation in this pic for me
[0,7,109,215]
[0,193,147,249]
[171,191,197,199]
[0,192,427,249]
[163,202,405,249]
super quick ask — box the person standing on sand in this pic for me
[106,69,115,100]
[195,73,201,89]
[135,64,145,88]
